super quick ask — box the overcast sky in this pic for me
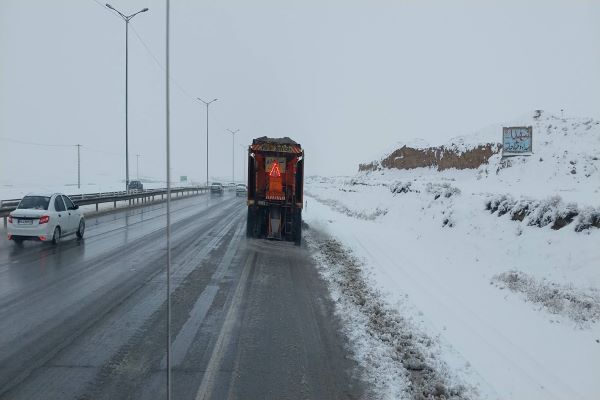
[1,0,599,188]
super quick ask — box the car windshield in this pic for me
[17,196,50,210]
[211,183,221,186]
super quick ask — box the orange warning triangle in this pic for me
[269,160,281,177]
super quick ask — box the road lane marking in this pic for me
[164,222,244,368]
[194,251,255,400]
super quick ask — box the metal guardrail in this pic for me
[0,186,209,226]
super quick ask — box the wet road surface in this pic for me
[0,193,364,399]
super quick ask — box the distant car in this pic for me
[210,182,224,195]
[7,193,85,245]
[236,184,247,197]
[128,180,144,191]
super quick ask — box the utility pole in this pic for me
[226,129,239,184]
[76,144,82,189]
[105,4,149,193]
[136,154,140,179]
[196,97,218,186]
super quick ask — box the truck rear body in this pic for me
[246,137,304,244]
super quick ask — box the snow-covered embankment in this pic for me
[305,111,600,400]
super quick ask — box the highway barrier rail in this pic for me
[0,186,209,227]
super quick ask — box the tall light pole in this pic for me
[197,98,218,186]
[76,144,82,189]
[136,154,141,179]
[239,144,247,184]
[226,129,239,184]
[105,3,149,193]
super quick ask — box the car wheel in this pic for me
[52,227,61,245]
[76,219,85,239]
[13,238,23,245]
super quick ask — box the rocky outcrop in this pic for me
[359,143,501,172]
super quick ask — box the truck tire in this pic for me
[294,209,302,246]
[258,207,268,238]
[246,207,255,238]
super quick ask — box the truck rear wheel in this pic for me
[246,207,255,238]
[294,209,302,246]
[258,207,268,238]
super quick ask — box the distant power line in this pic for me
[0,136,122,156]
[128,24,199,102]
[81,147,122,157]
[0,136,74,148]
[89,0,211,106]
[89,0,113,14]
[90,0,235,132]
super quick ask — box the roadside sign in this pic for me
[502,126,532,155]
[180,175,187,182]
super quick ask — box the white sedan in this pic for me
[7,193,85,244]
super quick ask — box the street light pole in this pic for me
[105,4,149,193]
[239,144,247,185]
[76,144,82,189]
[197,98,218,186]
[136,154,140,179]
[226,129,239,184]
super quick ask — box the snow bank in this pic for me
[308,234,475,400]
[491,270,600,327]
[485,194,600,232]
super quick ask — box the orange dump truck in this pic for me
[246,137,304,245]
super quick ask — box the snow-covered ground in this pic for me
[0,180,165,201]
[0,178,208,217]
[305,112,600,400]
[0,175,242,201]
[0,179,211,202]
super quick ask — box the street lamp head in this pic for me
[106,3,114,9]
[141,8,149,12]
[197,97,218,106]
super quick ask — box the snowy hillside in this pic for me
[361,111,600,205]
[304,111,600,400]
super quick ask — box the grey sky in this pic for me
[1,0,599,187]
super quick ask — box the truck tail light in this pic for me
[8,215,12,224]
[39,215,49,224]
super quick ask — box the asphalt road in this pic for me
[0,193,365,400]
